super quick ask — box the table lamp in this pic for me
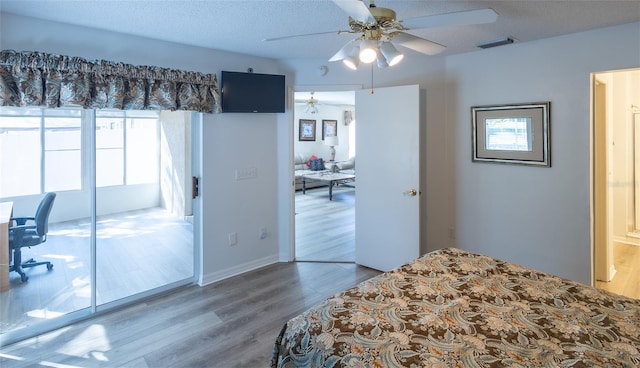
[324,136,339,161]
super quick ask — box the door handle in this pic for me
[403,189,418,197]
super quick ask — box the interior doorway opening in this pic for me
[292,90,356,263]
[593,68,640,300]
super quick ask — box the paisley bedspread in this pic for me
[271,248,640,367]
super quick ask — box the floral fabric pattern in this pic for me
[273,248,640,367]
[0,50,221,113]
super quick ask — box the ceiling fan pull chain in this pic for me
[370,63,375,94]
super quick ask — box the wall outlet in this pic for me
[228,232,237,246]
[259,227,267,239]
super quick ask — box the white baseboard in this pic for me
[199,255,280,286]
[609,264,617,282]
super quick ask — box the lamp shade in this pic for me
[324,136,339,146]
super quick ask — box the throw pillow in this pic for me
[310,158,325,171]
[306,155,318,168]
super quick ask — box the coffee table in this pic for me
[301,172,356,200]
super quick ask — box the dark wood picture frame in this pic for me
[322,119,337,140]
[299,119,316,141]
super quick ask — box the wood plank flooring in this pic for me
[1,186,368,367]
[295,185,355,262]
[596,242,640,299]
[0,261,381,367]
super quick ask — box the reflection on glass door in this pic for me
[0,107,92,337]
[95,110,193,305]
[0,107,194,345]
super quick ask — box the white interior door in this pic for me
[355,84,420,271]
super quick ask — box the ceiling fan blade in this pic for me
[329,38,359,61]
[401,8,498,30]
[332,0,375,24]
[392,32,446,56]
[263,30,342,42]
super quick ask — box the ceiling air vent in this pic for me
[476,37,515,49]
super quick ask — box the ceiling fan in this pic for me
[264,0,498,69]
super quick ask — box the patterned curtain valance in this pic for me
[0,50,221,113]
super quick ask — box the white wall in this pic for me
[293,103,353,161]
[446,22,640,285]
[1,13,287,284]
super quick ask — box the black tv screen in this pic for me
[221,71,285,113]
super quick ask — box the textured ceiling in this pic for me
[3,1,638,107]
[2,0,639,62]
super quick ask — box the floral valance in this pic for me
[0,50,221,113]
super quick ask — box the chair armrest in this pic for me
[11,216,35,226]
[9,224,36,232]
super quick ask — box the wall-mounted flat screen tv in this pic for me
[221,71,285,113]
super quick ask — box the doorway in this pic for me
[293,91,356,262]
[593,68,640,299]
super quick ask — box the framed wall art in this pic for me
[299,119,316,141]
[471,102,551,167]
[322,119,337,140]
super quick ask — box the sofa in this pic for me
[293,154,355,191]
[333,157,355,175]
[294,153,329,190]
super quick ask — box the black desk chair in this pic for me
[9,192,56,282]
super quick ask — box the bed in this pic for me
[271,248,640,367]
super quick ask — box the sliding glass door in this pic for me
[0,107,92,341]
[94,110,194,306]
[0,107,195,345]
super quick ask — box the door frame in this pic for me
[285,85,362,262]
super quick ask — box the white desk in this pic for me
[0,201,13,291]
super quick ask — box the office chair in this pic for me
[9,192,56,282]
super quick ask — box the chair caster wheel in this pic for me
[20,274,28,282]
[47,264,53,271]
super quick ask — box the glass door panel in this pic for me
[95,110,193,306]
[0,107,92,336]
[1,107,195,346]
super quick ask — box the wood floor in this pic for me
[596,242,640,299]
[1,187,370,367]
[295,184,355,262]
[0,261,380,367]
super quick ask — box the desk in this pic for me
[0,201,13,291]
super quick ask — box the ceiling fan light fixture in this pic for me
[379,42,404,66]
[305,92,319,114]
[343,57,360,70]
[343,45,360,70]
[359,39,378,63]
[376,53,389,68]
